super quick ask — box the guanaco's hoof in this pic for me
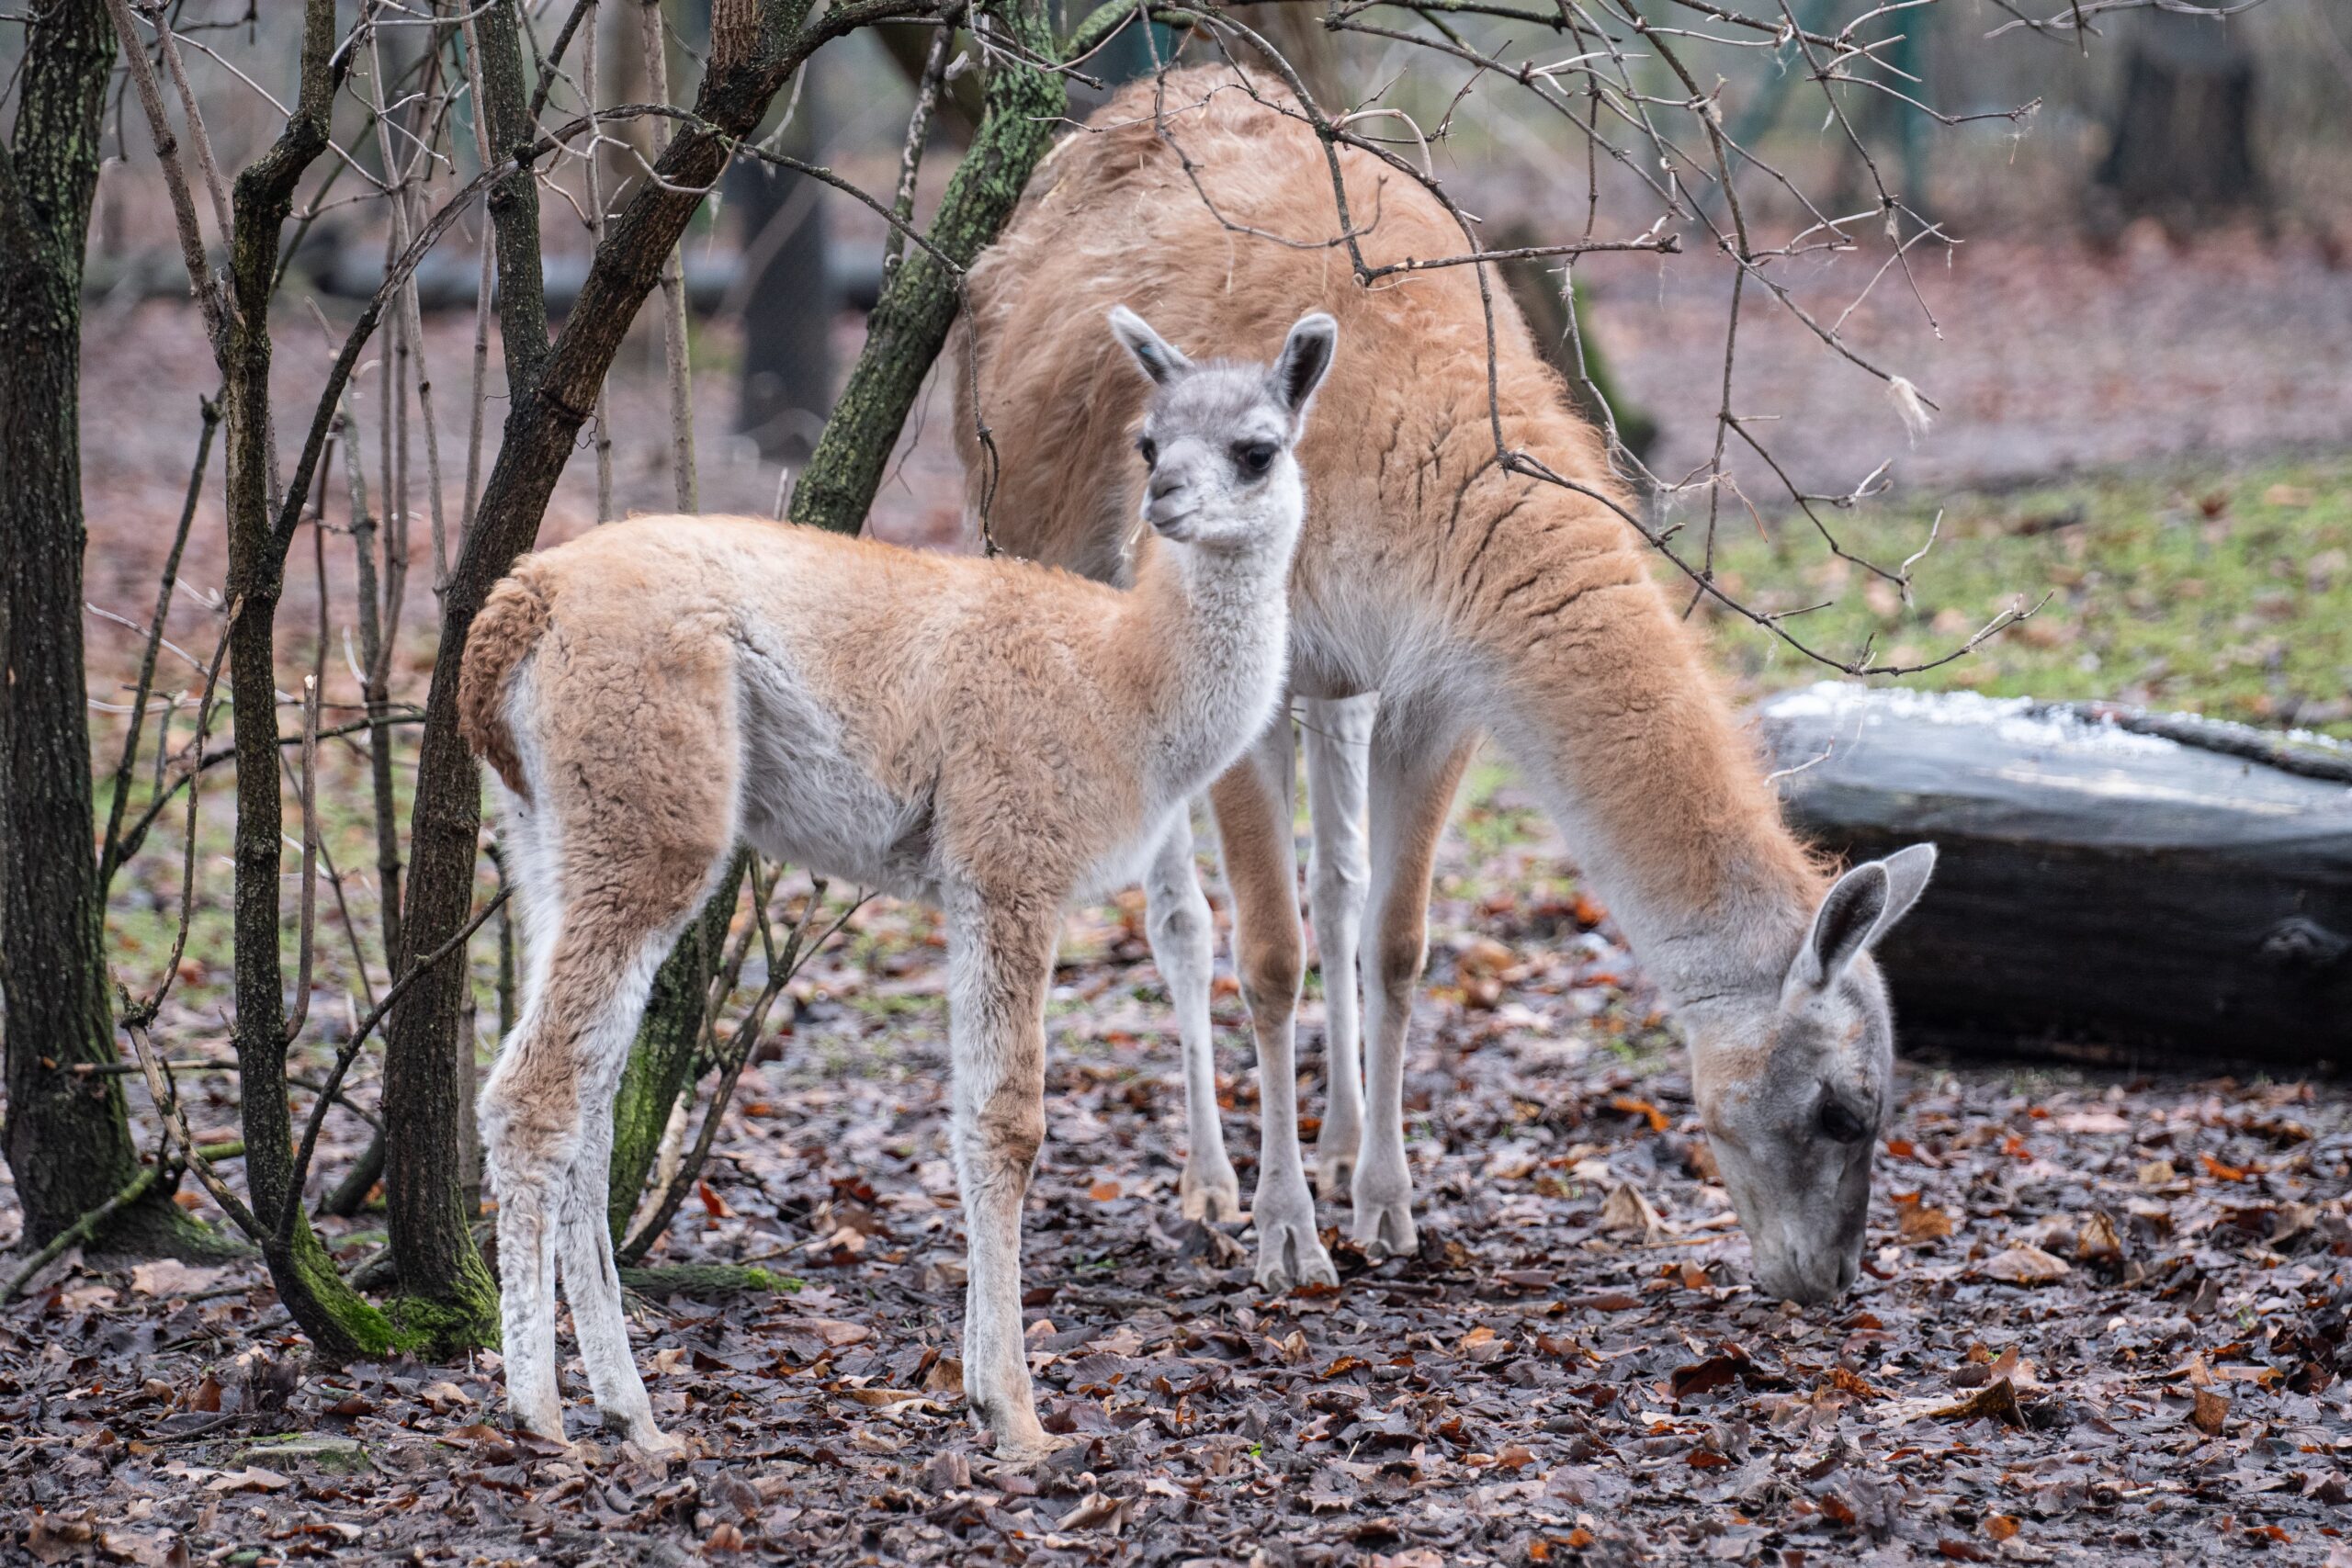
[1181,1160,1245,1224]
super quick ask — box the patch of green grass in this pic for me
[1694,457,2352,737]
[852,991,939,1023]
[1456,752,1544,861]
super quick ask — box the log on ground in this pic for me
[1754,682,2352,1066]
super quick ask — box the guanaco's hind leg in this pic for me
[1351,727,1476,1258]
[481,915,692,1448]
[485,874,729,1452]
[1210,716,1337,1292]
[556,1097,673,1454]
[1301,694,1376,1201]
[1145,813,1241,1222]
[480,626,738,1452]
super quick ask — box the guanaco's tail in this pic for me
[458,569,552,801]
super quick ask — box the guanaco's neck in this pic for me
[1466,490,1826,1009]
[1118,524,1297,804]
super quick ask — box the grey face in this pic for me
[1107,306,1336,549]
[1693,843,1937,1304]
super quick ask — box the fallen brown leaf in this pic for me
[1599,1181,1665,1240]
[129,1260,225,1299]
[1980,1245,2070,1285]
[1894,1191,1957,1243]
[2075,1209,2124,1266]
[418,1380,472,1413]
[1670,1350,1752,1402]
[2199,1151,2256,1183]
[1907,1377,2026,1428]
[1057,1492,1132,1533]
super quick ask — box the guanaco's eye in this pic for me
[1234,441,1278,477]
[1136,435,1159,468]
[1815,1095,1872,1145]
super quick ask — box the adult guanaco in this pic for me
[957,68,1936,1303]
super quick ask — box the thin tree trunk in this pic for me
[218,0,408,1358]
[582,1,617,520]
[0,0,211,1257]
[640,0,699,511]
[378,0,549,1349]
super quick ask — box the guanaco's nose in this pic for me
[1149,470,1187,503]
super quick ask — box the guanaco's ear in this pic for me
[1108,305,1191,386]
[1273,312,1338,422]
[1788,842,1937,995]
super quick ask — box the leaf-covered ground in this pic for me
[19,230,2352,1564]
[7,783,2349,1567]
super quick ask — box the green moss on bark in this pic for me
[383,1267,503,1359]
[272,1220,418,1359]
[608,859,745,1242]
[788,0,1066,536]
[619,1263,796,1299]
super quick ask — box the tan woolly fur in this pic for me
[462,305,1340,1461]
[956,67,1939,1305]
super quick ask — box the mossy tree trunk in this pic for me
[376,0,550,1353]
[0,0,211,1258]
[217,0,413,1359]
[607,862,741,1243]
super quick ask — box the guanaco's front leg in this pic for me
[1351,727,1476,1259]
[1210,716,1337,1292]
[944,886,1063,1461]
[1301,694,1376,1201]
[1143,812,1240,1223]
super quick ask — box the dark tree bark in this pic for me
[2091,15,2265,237]
[377,0,549,1349]
[0,0,208,1257]
[215,0,411,1359]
